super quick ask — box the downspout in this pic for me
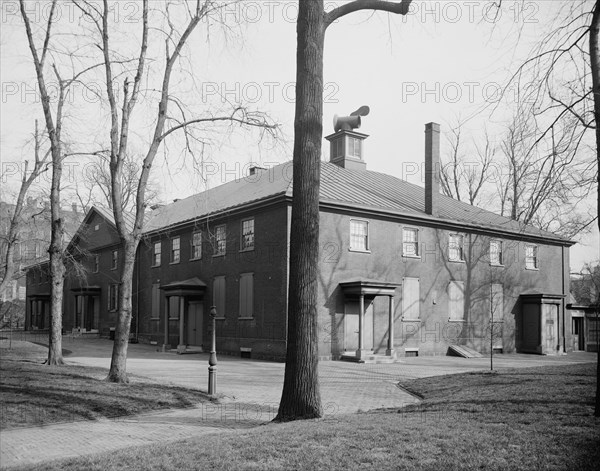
[135,246,139,342]
[561,246,567,354]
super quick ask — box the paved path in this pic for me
[0,336,595,469]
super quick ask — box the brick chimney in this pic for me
[424,122,440,216]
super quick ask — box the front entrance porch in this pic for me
[71,286,101,334]
[160,277,206,354]
[339,280,399,363]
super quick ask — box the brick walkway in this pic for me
[0,337,595,469]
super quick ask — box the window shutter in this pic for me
[449,281,465,320]
[402,278,420,320]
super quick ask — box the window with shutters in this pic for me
[448,281,465,321]
[153,242,161,266]
[402,278,420,320]
[239,273,254,319]
[213,276,226,318]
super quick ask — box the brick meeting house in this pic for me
[25,122,577,361]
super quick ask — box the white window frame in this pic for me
[525,244,538,270]
[402,227,419,258]
[214,225,226,256]
[241,218,255,251]
[153,242,161,267]
[93,254,99,273]
[448,234,464,262]
[191,231,202,260]
[349,219,369,252]
[347,136,362,158]
[108,283,119,311]
[111,249,118,270]
[171,237,180,263]
[489,239,503,266]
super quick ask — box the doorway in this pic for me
[186,301,203,347]
[344,300,373,351]
[572,317,584,351]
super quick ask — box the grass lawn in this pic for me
[14,362,599,471]
[0,340,212,429]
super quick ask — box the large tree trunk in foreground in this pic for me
[275,0,325,422]
[106,239,137,382]
[275,0,412,422]
[589,0,600,418]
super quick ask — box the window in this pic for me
[151,283,160,319]
[241,219,255,251]
[448,234,464,261]
[171,237,180,263]
[525,245,538,269]
[490,240,503,265]
[402,278,420,320]
[448,281,465,321]
[111,250,118,270]
[332,138,343,158]
[215,225,226,256]
[239,273,254,318]
[490,283,504,321]
[350,219,369,251]
[153,242,161,266]
[347,137,362,158]
[402,227,419,257]
[191,231,202,259]
[93,255,99,273]
[108,283,119,311]
[213,276,226,317]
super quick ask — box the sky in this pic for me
[1,0,598,272]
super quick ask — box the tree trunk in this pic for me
[589,0,600,418]
[47,158,65,365]
[106,238,138,382]
[275,0,324,422]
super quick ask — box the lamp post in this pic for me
[208,305,217,395]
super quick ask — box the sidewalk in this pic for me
[0,336,595,469]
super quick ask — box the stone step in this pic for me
[340,353,397,364]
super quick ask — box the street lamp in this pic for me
[208,305,217,395]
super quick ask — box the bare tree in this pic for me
[492,108,594,238]
[74,153,160,213]
[75,0,277,382]
[275,0,413,422]
[440,119,495,206]
[0,121,49,299]
[20,0,68,365]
